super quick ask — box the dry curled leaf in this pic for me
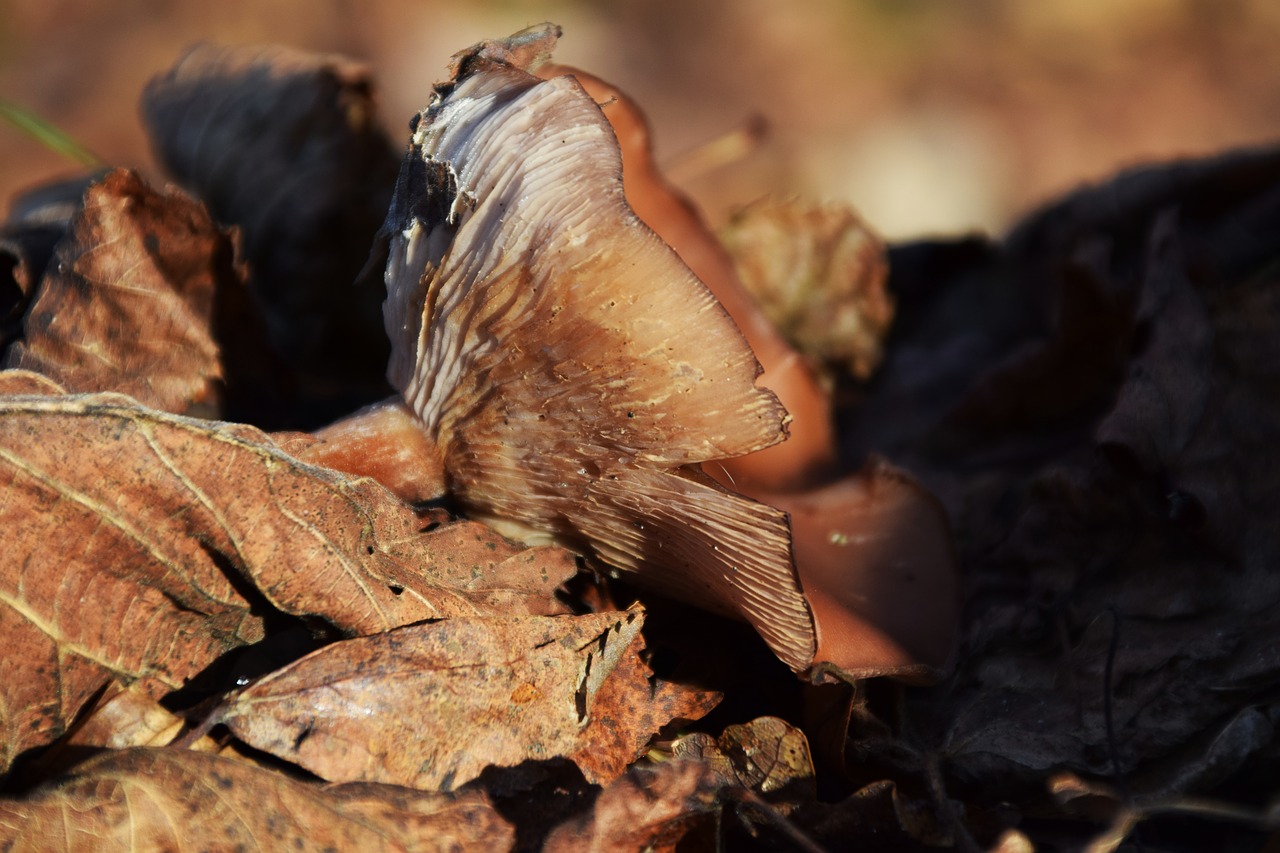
[222,608,716,791]
[673,716,815,806]
[0,380,572,771]
[0,747,513,852]
[62,684,200,753]
[4,169,236,415]
[719,198,894,383]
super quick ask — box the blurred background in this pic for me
[4,0,1280,239]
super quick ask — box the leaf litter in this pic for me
[0,24,1278,853]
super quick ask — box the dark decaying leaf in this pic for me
[0,380,573,773]
[842,144,1280,814]
[222,608,718,791]
[0,172,100,357]
[0,747,514,852]
[4,169,238,415]
[142,43,400,420]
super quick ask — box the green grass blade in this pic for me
[0,100,102,167]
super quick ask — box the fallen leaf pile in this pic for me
[2,25,1279,852]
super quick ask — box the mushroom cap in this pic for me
[379,24,817,670]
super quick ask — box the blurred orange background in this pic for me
[3,0,1280,239]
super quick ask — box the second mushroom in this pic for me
[306,24,959,682]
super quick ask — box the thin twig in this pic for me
[726,787,829,853]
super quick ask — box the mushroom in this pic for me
[305,24,958,680]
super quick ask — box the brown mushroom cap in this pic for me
[376,24,817,670]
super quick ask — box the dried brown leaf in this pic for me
[377,513,580,618]
[4,169,237,415]
[64,684,192,752]
[0,383,573,771]
[720,198,894,382]
[222,608,714,790]
[0,747,513,852]
[0,368,65,396]
[570,614,722,785]
[14,682,242,785]
[1,175,94,356]
[673,716,815,805]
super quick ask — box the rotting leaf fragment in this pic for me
[719,198,894,384]
[673,716,815,803]
[542,759,722,853]
[4,169,235,415]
